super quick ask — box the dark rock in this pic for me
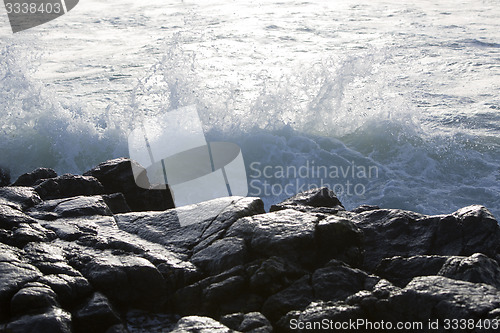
[10,282,59,316]
[8,223,56,247]
[84,158,175,211]
[375,255,448,287]
[249,257,307,296]
[262,275,314,322]
[34,174,105,200]
[115,196,264,255]
[171,315,233,333]
[279,301,365,333]
[438,253,500,289]
[312,260,379,302]
[101,193,130,214]
[73,292,121,333]
[353,205,500,272]
[315,215,364,267]
[0,166,10,187]
[23,242,81,277]
[37,274,92,308]
[77,252,166,310]
[191,237,247,275]
[227,209,319,268]
[219,312,244,330]
[0,204,38,230]
[270,187,344,213]
[4,308,72,333]
[0,186,42,210]
[12,168,57,187]
[351,205,380,213]
[0,244,43,319]
[238,312,272,332]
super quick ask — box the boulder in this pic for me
[10,282,59,316]
[73,292,121,333]
[34,174,105,200]
[83,158,174,211]
[37,274,92,308]
[221,312,272,333]
[249,257,307,296]
[191,237,248,275]
[12,168,57,187]
[4,308,72,333]
[353,205,500,272]
[171,316,233,333]
[438,253,500,289]
[0,187,42,210]
[115,196,264,255]
[270,187,344,213]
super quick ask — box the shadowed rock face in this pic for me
[1,164,500,332]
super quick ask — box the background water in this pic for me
[0,0,499,216]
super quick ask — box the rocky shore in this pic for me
[1,158,499,332]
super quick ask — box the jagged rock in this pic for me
[101,193,130,214]
[0,244,43,318]
[375,255,448,287]
[270,187,344,213]
[7,223,56,248]
[4,307,72,333]
[227,210,319,268]
[73,292,121,333]
[351,205,380,213]
[115,196,264,255]
[73,250,166,310]
[37,274,92,308]
[1,204,38,229]
[34,174,105,200]
[315,215,364,267]
[262,275,314,322]
[312,260,379,302]
[83,158,174,211]
[191,237,248,275]
[0,187,42,210]
[353,205,500,271]
[438,253,500,289]
[12,168,58,187]
[0,167,10,187]
[249,257,307,296]
[171,315,234,333]
[277,301,365,333]
[10,282,59,316]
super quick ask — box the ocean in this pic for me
[0,0,499,217]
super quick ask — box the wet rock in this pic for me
[115,196,264,255]
[4,307,72,333]
[10,282,59,316]
[8,223,56,248]
[37,274,92,308]
[191,237,247,275]
[0,204,38,230]
[262,275,314,322]
[73,292,121,333]
[353,205,500,271]
[438,253,500,289]
[375,255,448,287]
[23,242,81,277]
[270,187,344,213]
[351,205,380,213]
[0,186,42,210]
[312,260,379,302]
[12,168,57,187]
[171,315,233,333]
[238,312,272,332]
[77,251,166,310]
[84,158,175,211]
[227,210,319,268]
[34,174,105,200]
[101,193,131,214]
[33,196,112,219]
[249,257,307,296]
